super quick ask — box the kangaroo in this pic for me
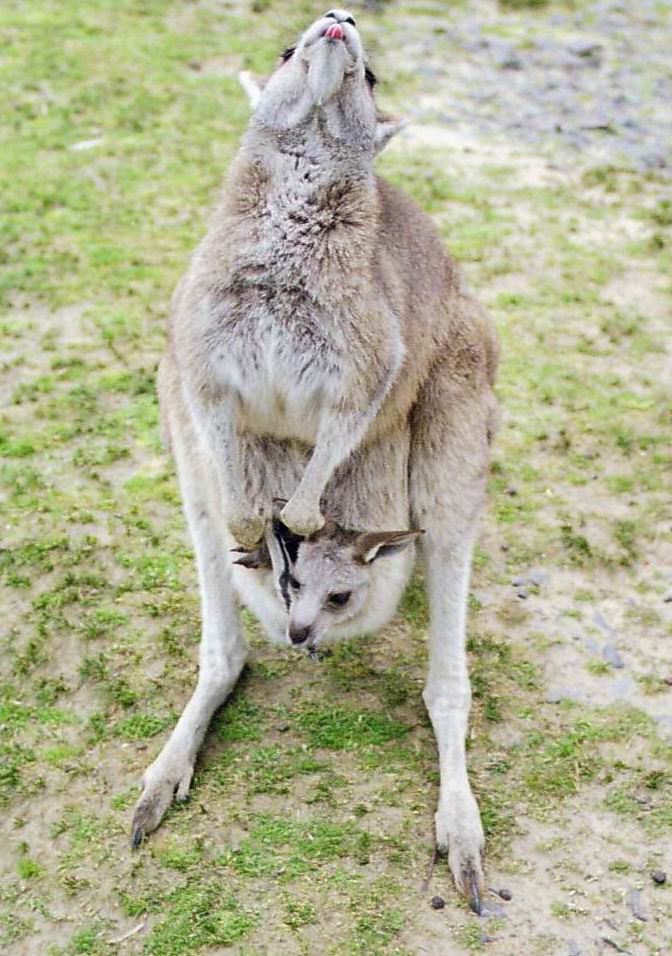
[132,9,498,913]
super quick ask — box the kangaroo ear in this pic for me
[354,529,424,564]
[239,71,267,109]
[231,543,272,570]
[374,113,405,154]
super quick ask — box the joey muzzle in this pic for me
[288,624,312,646]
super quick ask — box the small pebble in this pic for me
[489,886,512,901]
[626,887,647,921]
[568,39,603,59]
[512,568,548,588]
[479,898,505,918]
[516,588,528,600]
[430,895,445,910]
[496,52,523,71]
[602,642,624,669]
[651,870,667,885]
[662,589,672,603]
[526,567,549,586]
[593,608,616,638]
[545,686,583,704]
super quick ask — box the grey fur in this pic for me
[131,10,498,912]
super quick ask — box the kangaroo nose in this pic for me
[324,9,356,26]
[289,625,312,646]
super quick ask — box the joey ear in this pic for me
[354,529,424,564]
[309,516,338,541]
[239,71,267,109]
[231,543,272,570]
[374,113,406,154]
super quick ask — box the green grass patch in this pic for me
[144,881,256,955]
[294,703,411,750]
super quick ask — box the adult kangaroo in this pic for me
[132,8,498,912]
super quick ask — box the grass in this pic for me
[1,0,672,954]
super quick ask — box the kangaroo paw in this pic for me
[130,757,194,848]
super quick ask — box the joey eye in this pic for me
[289,576,301,590]
[328,591,351,608]
[344,16,356,26]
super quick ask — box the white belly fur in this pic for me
[211,321,340,443]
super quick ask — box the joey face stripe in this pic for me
[272,517,301,563]
[277,540,291,610]
[272,518,304,612]
[276,530,294,611]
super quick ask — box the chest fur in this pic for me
[205,171,375,439]
[212,307,342,441]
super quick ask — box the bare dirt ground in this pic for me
[1,2,671,955]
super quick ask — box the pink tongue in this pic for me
[325,23,344,40]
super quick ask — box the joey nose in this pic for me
[289,625,312,646]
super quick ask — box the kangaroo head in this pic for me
[239,9,404,154]
[233,506,423,651]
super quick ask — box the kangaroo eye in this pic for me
[280,46,296,63]
[289,576,301,590]
[325,11,356,26]
[328,591,351,608]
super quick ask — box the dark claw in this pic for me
[469,886,482,916]
[130,824,144,849]
[462,862,483,915]
[130,794,158,849]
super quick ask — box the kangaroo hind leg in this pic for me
[131,358,247,845]
[410,374,494,913]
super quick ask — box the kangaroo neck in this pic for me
[240,115,375,195]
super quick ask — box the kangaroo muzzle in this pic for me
[324,23,344,41]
